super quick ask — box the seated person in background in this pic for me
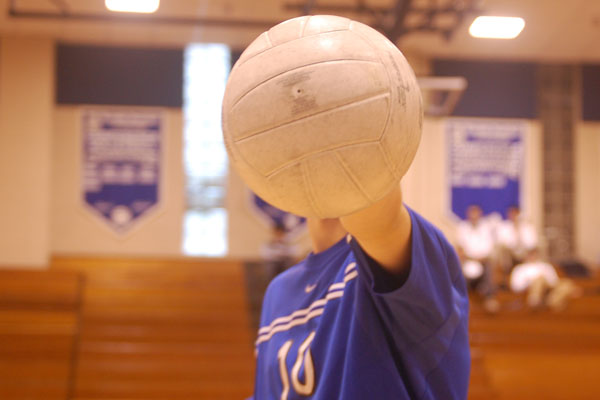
[510,248,579,311]
[456,204,498,312]
[497,206,539,274]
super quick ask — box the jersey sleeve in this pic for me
[349,207,469,356]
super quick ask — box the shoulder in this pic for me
[262,259,305,294]
[404,209,469,338]
[260,240,352,322]
[496,220,512,236]
[353,207,463,289]
[405,208,467,314]
[408,208,459,269]
[497,219,511,229]
[354,206,466,304]
[350,207,469,352]
[455,220,470,237]
[259,261,305,323]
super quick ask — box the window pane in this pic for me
[182,43,230,256]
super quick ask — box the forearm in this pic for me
[340,185,412,274]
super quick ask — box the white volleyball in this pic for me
[222,15,422,218]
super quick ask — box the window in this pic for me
[182,43,230,256]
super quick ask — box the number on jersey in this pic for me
[277,331,316,399]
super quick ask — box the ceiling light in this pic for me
[469,16,525,39]
[105,0,160,14]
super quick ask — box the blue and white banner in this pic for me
[250,193,306,234]
[82,109,162,233]
[447,119,525,220]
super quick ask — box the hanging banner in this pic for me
[447,119,525,220]
[82,108,162,233]
[250,192,306,234]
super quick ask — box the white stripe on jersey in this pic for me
[255,263,358,346]
[255,291,343,346]
[345,262,356,274]
[257,263,357,335]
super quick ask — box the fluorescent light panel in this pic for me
[469,16,525,39]
[105,0,160,13]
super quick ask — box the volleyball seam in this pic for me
[334,151,373,203]
[264,140,389,179]
[234,90,390,143]
[230,58,382,110]
[302,159,324,218]
[348,22,400,181]
[233,27,351,71]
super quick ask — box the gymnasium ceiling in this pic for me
[1,0,600,62]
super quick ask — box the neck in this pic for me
[308,218,347,254]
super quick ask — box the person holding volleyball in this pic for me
[223,15,469,400]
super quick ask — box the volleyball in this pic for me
[222,15,423,218]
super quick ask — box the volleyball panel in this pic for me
[228,60,389,143]
[267,15,352,47]
[350,20,423,177]
[334,142,398,202]
[223,29,380,114]
[303,151,375,218]
[234,92,390,176]
[263,152,370,218]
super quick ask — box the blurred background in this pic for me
[0,0,599,399]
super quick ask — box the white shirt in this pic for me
[456,220,494,260]
[497,219,538,255]
[510,261,558,292]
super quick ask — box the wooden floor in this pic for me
[1,259,599,399]
[469,278,600,400]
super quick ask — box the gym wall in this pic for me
[51,106,185,257]
[0,37,53,267]
[0,36,598,267]
[575,122,600,267]
[51,43,186,258]
[403,119,543,249]
[404,59,543,254]
[577,66,600,265]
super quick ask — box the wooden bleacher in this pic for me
[2,259,600,400]
[0,269,82,400]
[51,256,255,400]
[468,277,600,400]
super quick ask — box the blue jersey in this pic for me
[253,207,470,399]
